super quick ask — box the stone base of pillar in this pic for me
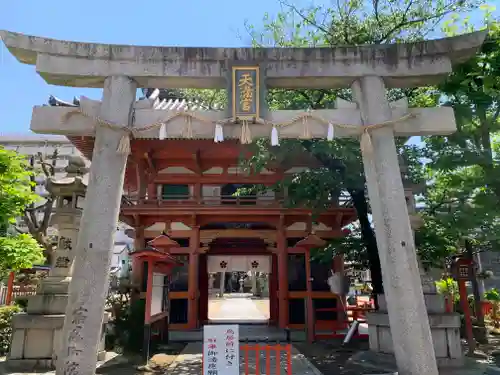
[6,313,107,371]
[357,293,463,369]
[6,277,108,371]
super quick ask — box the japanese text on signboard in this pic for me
[206,337,219,375]
[224,328,237,367]
[203,325,239,375]
[232,67,260,119]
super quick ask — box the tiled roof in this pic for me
[0,133,70,142]
[48,89,221,111]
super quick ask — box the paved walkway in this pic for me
[167,342,323,375]
[209,296,269,321]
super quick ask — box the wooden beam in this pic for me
[136,159,147,199]
[142,228,347,240]
[193,150,202,175]
[144,151,156,175]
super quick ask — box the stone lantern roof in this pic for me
[45,155,88,196]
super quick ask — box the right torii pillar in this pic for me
[349,77,461,374]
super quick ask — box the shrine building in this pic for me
[49,89,356,334]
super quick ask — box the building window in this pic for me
[162,184,189,200]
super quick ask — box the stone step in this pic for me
[169,325,288,342]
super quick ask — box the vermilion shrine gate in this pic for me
[0,29,486,375]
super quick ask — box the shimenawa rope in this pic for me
[61,107,415,155]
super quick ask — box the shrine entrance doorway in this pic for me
[199,249,277,326]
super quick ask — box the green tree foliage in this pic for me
[416,19,500,264]
[0,234,44,271]
[240,0,481,294]
[181,0,490,296]
[0,148,38,226]
[0,305,22,355]
[0,147,45,273]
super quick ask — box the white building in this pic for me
[0,132,133,272]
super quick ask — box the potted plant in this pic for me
[478,271,494,315]
[435,277,459,312]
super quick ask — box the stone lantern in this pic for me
[40,156,87,294]
[7,156,106,371]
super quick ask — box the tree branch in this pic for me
[490,101,500,127]
[298,91,315,108]
[377,7,455,44]
[279,0,333,44]
[37,152,55,177]
[40,200,53,235]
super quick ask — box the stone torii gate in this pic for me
[0,30,486,375]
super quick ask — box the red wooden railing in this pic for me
[241,343,292,375]
[0,282,37,306]
[203,343,292,375]
[123,194,351,208]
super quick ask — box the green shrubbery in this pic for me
[0,305,22,356]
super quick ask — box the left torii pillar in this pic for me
[0,70,131,371]
[61,76,136,375]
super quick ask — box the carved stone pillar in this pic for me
[351,76,439,375]
[58,75,137,375]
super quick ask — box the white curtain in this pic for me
[246,256,270,273]
[207,256,232,273]
[207,255,270,273]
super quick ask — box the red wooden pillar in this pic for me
[333,255,343,273]
[199,253,209,324]
[194,183,202,203]
[453,258,476,353]
[5,271,15,305]
[144,259,154,323]
[304,248,314,343]
[147,183,157,200]
[333,254,347,324]
[277,224,288,329]
[187,226,200,329]
[269,254,278,324]
[132,226,145,285]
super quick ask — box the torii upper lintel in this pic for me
[0,30,487,89]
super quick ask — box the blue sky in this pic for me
[0,0,494,135]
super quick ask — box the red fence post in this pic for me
[238,343,292,375]
[5,272,15,305]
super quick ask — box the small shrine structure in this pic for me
[130,235,181,359]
